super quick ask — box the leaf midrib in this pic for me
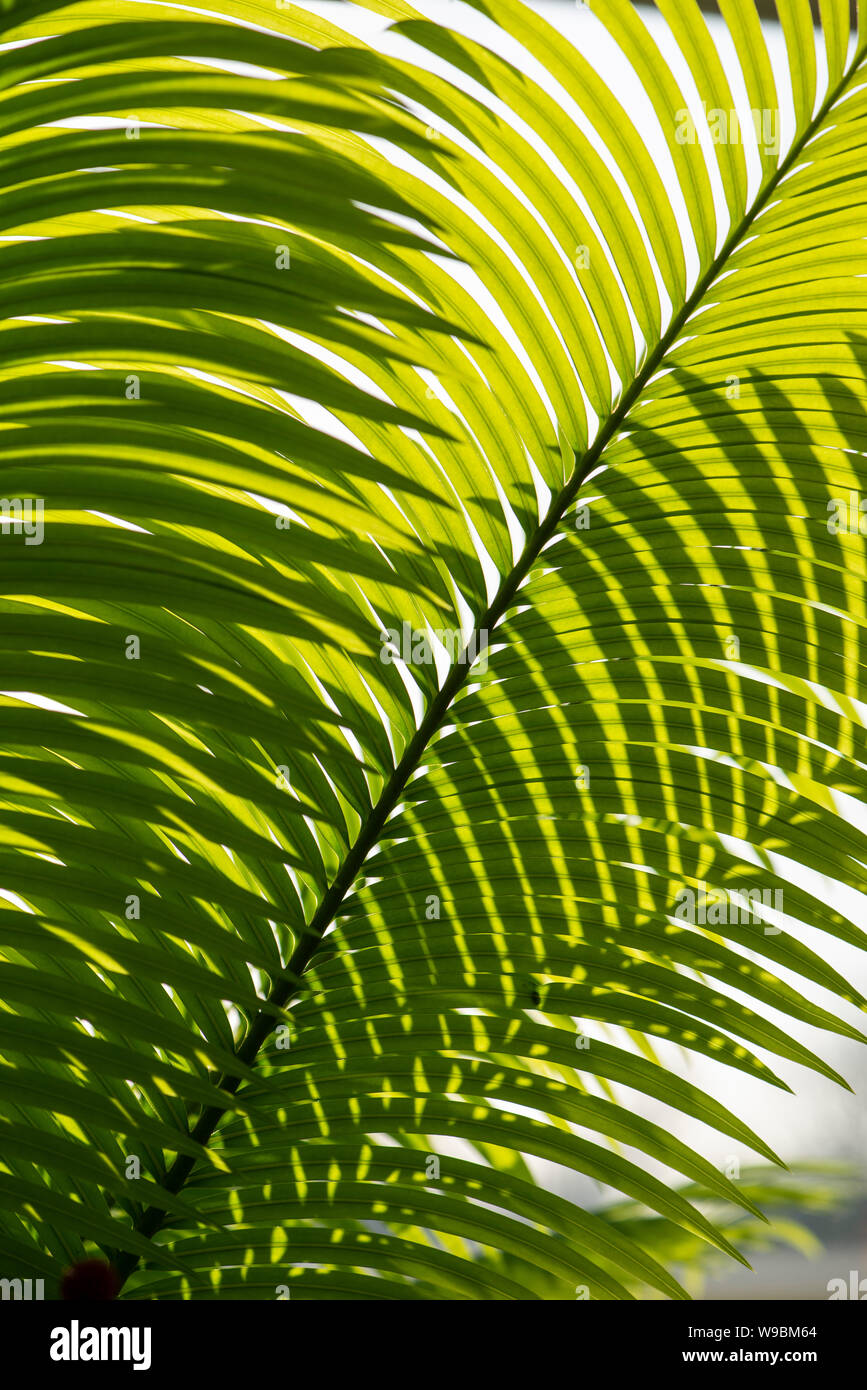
[114,35,866,1288]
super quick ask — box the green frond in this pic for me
[1,0,866,1300]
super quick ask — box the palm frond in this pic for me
[1,0,866,1300]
